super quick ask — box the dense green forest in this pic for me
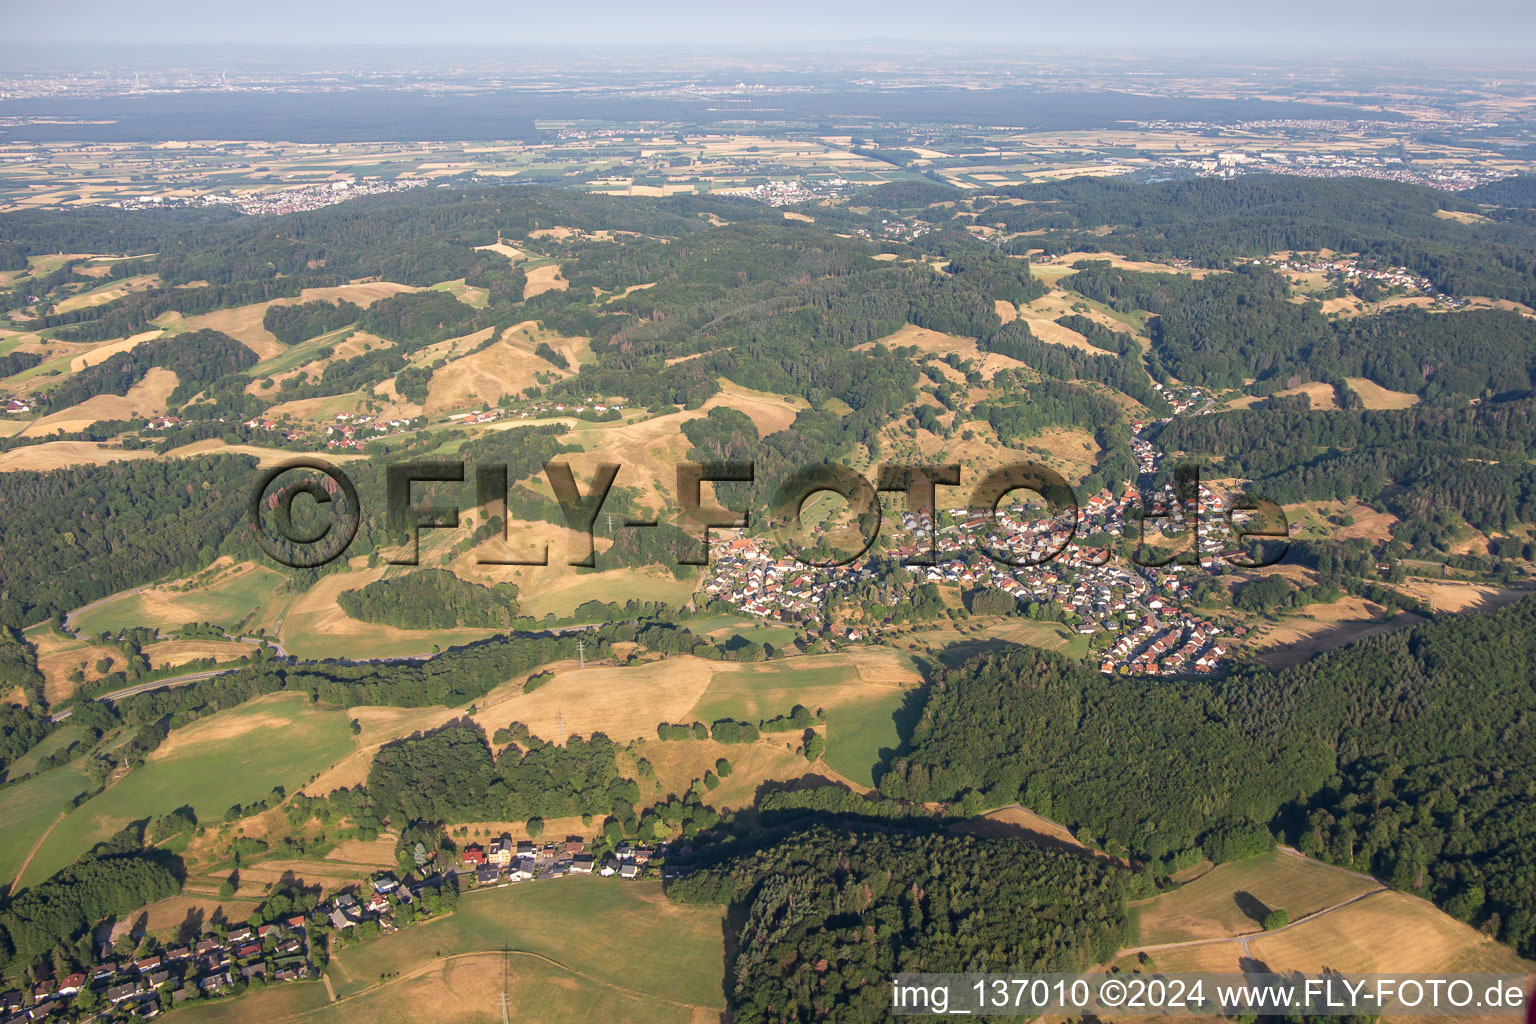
[671,827,1133,1023]
[40,329,256,411]
[336,569,524,629]
[0,456,257,629]
[1150,395,1536,546]
[978,176,1536,304]
[262,298,361,344]
[0,827,179,970]
[1068,262,1536,394]
[367,721,636,824]
[880,598,1536,957]
[0,206,241,273]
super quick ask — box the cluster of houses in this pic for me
[1252,254,1440,298]
[1145,381,1211,415]
[458,835,665,886]
[730,177,850,208]
[505,398,623,420]
[700,406,1273,676]
[108,177,429,217]
[323,872,415,933]
[3,397,33,415]
[702,537,887,620]
[0,829,687,1024]
[235,412,424,450]
[1135,141,1508,191]
[4,919,311,1023]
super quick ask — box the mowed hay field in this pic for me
[634,735,823,812]
[323,879,724,1014]
[181,283,418,361]
[523,262,569,298]
[143,639,258,669]
[862,323,1026,379]
[21,366,179,437]
[66,328,163,371]
[1130,849,1380,946]
[705,379,804,434]
[1247,889,1533,978]
[510,567,697,620]
[422,332,567,414]
[278,565,503,661]
[71,562,290,635]
[1113,864,1533,1024]
[0,440,159,472]
[32,629,126,703]
[0,762,93,888]
[471,657,718,746]
[469,648,921,790]
[17,693,356,888]
[1346,377,1420,409]
[1274,380,1341,410]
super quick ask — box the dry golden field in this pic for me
[1345,376,1421,409]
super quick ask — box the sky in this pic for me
[9,0,1536,57]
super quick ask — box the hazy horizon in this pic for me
[8,0,1535,60]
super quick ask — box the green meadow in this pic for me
[72,566,290,636]
[0,763,94,888]
[683,655,915,786]
[17,693,355,888]
[686,657,855,724]
[821,687,910,787]
[689,613,798,648]
[325,877,723,1007]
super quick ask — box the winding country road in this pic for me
[48,667,234,722]
[60,585,150,635]
[46,622,603,722]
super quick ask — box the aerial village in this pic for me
[3,833,666,1023]
[702,402,1265,678]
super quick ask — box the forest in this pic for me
[1069,262,1536,394]
[0,828,179,971]
[879,598,1536,957]
[40,329,256,411]
[0,455,257,629]
[977,176,1536,305]
[366,721,637,825]
[1150,395,1536,545]
[671,826,1134,1023]
[336,569,524,629]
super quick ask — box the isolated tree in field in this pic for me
[1262,909,1289,930]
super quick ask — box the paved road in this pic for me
[61,585,149,635]
[49,668,235,722]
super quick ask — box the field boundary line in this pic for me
[1120,885,1389,956]
[7,808,68,895]
[304,948,715,1017]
